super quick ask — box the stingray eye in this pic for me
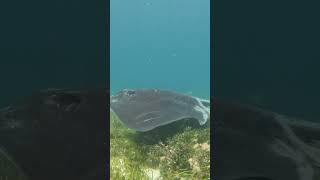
[54,93,83,105]
[45,93,84,112]
[48,93,82,105]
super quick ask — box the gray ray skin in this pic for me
[214,101,320,180]
[0,88,108,180]
[110,89,210,132]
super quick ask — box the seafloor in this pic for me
[110,112,210,180]
[0,113,210,180]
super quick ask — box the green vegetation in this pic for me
[0,112,210,180]
[0,152,26,180]
[110,112,211,180]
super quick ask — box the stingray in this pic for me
[3,88,320,179]
[111,89,320,179]
[0,88,108,180]
[213,101,320,180]
[110,89,210,132]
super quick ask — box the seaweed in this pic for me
[110,111,210,180]
[0,152,26,180]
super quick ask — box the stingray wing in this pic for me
[213,101,319,180]
[287,118,320,145]
[110,89,209,132]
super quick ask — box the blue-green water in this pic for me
[213,1,320,122]
[110,0,210,99]
[0,1,107,108]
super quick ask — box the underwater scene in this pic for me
[212,1,320,179]
[110,0,210,179]
[0,0,107,178]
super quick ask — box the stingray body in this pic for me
[0,89,107,180]
[110,89,210,132]
[213,101,320,180]
[111,88,320,179]
[2,88,320,179]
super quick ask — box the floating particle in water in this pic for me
[144,2,152,6]
[171,53,177,57]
